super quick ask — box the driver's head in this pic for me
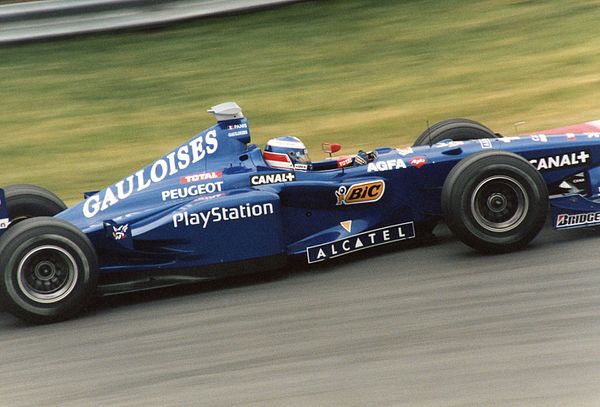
[263,136,310,171]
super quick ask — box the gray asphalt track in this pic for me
[2,224,600,406]
[0,0,300,44]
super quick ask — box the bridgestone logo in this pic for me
[556,212,600,229]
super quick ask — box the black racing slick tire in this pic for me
[0,217,98,324]
[4,184,67,225]
[442,151,548,253]
[413,118,499,146]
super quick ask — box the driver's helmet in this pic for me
[263,136,311,171]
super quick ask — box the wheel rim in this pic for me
[470,175,529,233]
[17,245,78,303]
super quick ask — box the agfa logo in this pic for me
[335,180,385,205]
[410,156,427,168]
[367,159,406,173]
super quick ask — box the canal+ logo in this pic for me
[335,180,385,206]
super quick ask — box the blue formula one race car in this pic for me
[2,102,600,323]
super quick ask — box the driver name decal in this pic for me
[306,222,415,263]
[83,130,218,218]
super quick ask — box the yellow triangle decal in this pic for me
[340,220,352,233]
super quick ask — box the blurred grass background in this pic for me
[1,0,599,203]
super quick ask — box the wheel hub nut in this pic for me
[34,261,56,281]
[487,193,507,213]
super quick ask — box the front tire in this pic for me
[0,217,98,323]
[442,151,547,253]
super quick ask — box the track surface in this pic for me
[2,224,600,406]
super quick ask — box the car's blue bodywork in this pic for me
[46,104,600,289]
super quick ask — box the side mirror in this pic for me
[322,142,342,157]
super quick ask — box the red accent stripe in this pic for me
[263,151,291,163]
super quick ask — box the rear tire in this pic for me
[0,217,98,323]
[4,184,67,225]
[413,118,499,146]
[442,151,547,253]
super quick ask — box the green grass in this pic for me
[1,0,600,203]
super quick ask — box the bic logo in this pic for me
[335,180,385,205]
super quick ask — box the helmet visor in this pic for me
[289,149,311,164]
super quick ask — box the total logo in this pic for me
[83,130,219,218]
[367,159,406,173]
[337,156,354,168]
[335,180,385,205]
[162,181,224,201]
[556,212,600,229]
[529,150,590,171]
[172,203,274,228]
[410,156,427,168]
[180,171,222,184]
[306,222,415,263]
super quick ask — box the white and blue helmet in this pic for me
[263,136,311,170]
